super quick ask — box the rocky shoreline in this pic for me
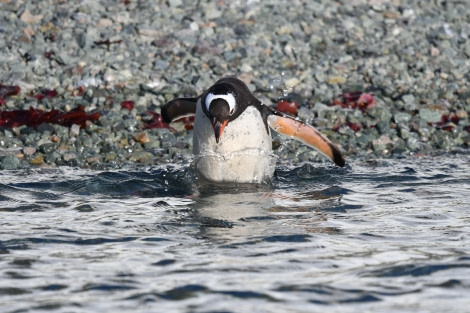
[0,0,469,170]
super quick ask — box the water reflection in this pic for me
[0,155,469,313]
[189,178,350,241]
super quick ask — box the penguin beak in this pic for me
[212,119,228,143]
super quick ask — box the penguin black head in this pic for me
[201,77,259,143]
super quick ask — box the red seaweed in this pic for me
[428,113,460,131]
[330,91,375,111]
[33,89,58,101]
[72,86,86,97]
[276,100,299,115]
[121,100,135,111]
[0,85,21,105]
[348,122,362,132]
[174,116,195,130]
[144,111,176,132]
[33,94,45,101]
[0,106,100,128]
[44,50,56,59]
[332,121,363,132]
[43,89,58,98]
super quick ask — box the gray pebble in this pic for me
[419,108,444,123]
[1,155,20,170]
[394,112,412,124]
[39,143,57,154]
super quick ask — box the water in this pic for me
[1,154,469,312]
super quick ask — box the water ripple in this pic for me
[1,155,470,312]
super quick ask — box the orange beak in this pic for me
[212,120,228,143]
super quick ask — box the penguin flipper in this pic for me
[161,98,197,123]
[267,114,345,167]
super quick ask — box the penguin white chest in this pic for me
[193,104,276,183]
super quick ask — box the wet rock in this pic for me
[23,146,37,156]
[376,120,391,134]
[129,151,153,163]
[461,134,470,146]
[372,135,393,154]
[104,152,117,163]
[144,139,161,150]
[44,151,61,164]
[392,137,407,155]
[30,155,44,166]
[62,152,77,162]
[86,155,101,165]
[298,107,315,124]
[407,136,421,152]
[39,143,57,154]
[356,134,373,149]
[133,132,151,145]
[397,124,411,140]
[1,155,20,170]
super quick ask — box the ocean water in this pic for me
[1,154,469,312]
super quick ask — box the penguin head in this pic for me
[203,93,235,143]
[201,78,255,143]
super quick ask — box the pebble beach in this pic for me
[1,0,469,170]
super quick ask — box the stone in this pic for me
[104,152,117,162]
[30,155,44,165]
[20,9,43,24]
[86,155,101,164]
[39,143,57,154]
[133,132,151,145]
[372,135,393,153]
[327,76,347,84]
[1,155,20,170]
[419,108,444,123]
[44,152,61,164]
[23,146,37,156]
[63,152,77,162]
[394,112,412,123]
[69,124,81,137]
[98,18,113,28]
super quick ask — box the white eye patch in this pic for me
[205,93,236,115]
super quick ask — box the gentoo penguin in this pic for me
[161,77,345,183]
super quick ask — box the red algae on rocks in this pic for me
[0,106,100,128]
[276,100,299,115]
[121,100,135,111]
[330,91,376,112]
[0,85,21,105]
[144,111,175,132]
[173,116,195,130]
[33,89,59,101]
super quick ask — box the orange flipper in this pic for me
[267,115,345,167]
